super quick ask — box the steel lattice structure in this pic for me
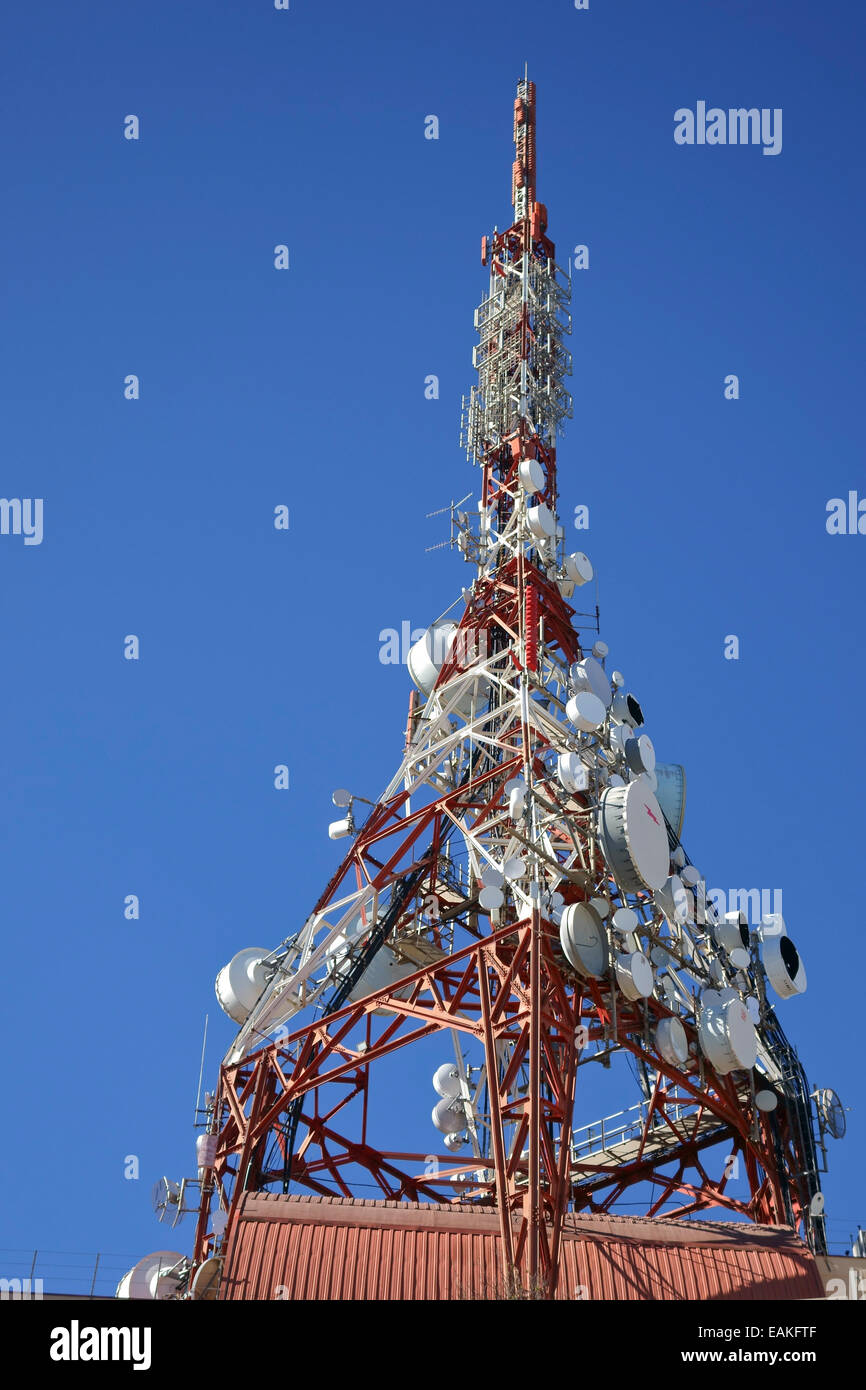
[183,78,828,1296]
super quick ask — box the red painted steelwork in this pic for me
[524,583,538,671]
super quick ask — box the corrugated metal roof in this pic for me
[219,1195,824,1301]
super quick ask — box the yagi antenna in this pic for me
[426,491,472,520]
[425,493,475,553]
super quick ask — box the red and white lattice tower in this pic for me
[186,77,826,1294]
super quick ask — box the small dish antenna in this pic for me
[814,1088,847,1140]
[151,1177,185,1228]
[432,1063,462,1099]
[190,1256,221,1301]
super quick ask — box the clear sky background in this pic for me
[1,0,863,1293]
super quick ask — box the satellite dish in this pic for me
[610,689,644,729]
[432,1063,462,1099]
[681,864,702,888]
[331,788,351,808]
[598,781,669,893]
[480,866,504,890]
[671,845,686,870]
[814,1088,847,1140]
[116,1251,185,1301]
[432,1097,467,1134]
[615,951,654,1001]
[698,994,757,1075]
[592,640,608,658]
[443,1132,465,1151]
[715,911,750,956]
[564,551,593,586]
[625,734,655,776]
[190,1256,221,1301]
[661,975,679,1006]
[755,1089,778,1113]
[763,933,807,1000]
[570,656,611,707]
[407,621,458,695]
[611,907,638,934]
[589,896,610,918]
[567,689,606,733]
[566,690,606,732]
[559,902,608,979]
[611,670,625,688]
[557,751,588,795]
[151,1177,184,1228]
[655,875,689,926]
[215,948,271,1025]
[527,502,556,540]
[809,1192,825,1218]
[656,1016,689,1067]
[544,892,565,924]
[745,995,761,1025]
[504,856,526,880]
[518,456,545,493]
[479,885,504,911]
[729,947,751,970]
[608,723,630,758]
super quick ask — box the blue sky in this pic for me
[0,0,863,1292]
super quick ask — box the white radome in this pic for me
[598,781,670,893]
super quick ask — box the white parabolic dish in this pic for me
[571,655,611,707]
[527,502,555,539]
[564,551,593,585]
[432,1063,462,1099]
[763,933,807,999]
[598,781,670,892]
[615,950,654,1000]
[566,690,606,732]
[698,995,758,1074]
[407,621,457,696]
[215,948,271,1025]
[518,456,545,493]
[656,1016,689,1066]
[557,750,588,795]
[559,902,608,978]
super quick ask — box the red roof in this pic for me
[219,1194,823,1301]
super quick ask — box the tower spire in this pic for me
[460,78,575,619]
[512,71,536,216]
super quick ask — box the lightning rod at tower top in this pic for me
[128,75,844,1303]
